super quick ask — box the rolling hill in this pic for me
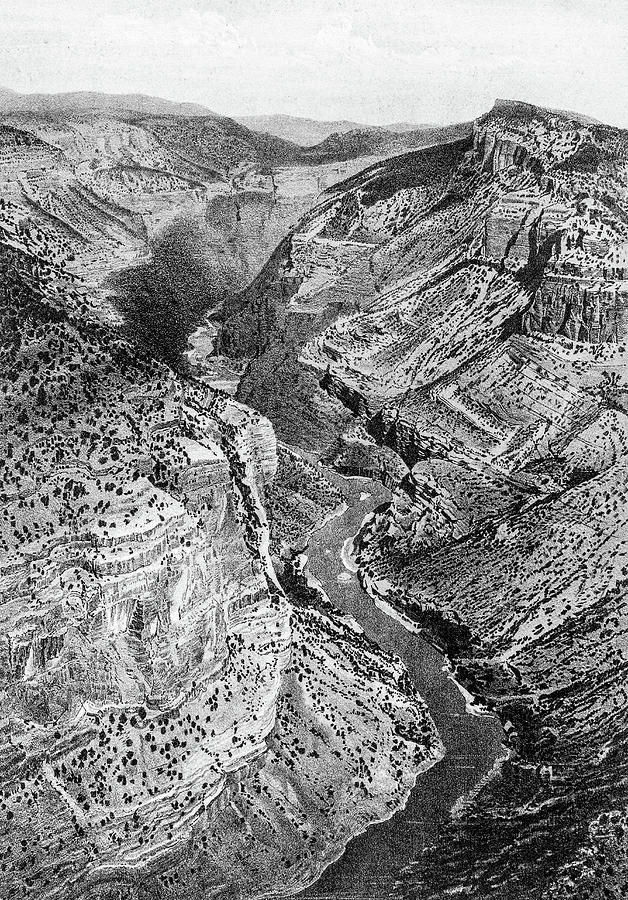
[300,120,474,162]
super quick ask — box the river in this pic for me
[296,471,505,900]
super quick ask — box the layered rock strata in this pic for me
[0,227,440,899]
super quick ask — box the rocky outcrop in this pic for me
[473,124,544,176]
[523,276,628,343]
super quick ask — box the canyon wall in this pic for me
[214,100,628,899]
[0,223,441,899]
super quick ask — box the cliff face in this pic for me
[220,99,628,449]
[351,452,628,900]
[0,111,415,331]
[0,114,298,289]
[215,101,628,898]
[473,124,543,176]
[0,221,440,898]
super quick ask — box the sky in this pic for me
[1,0,627,127]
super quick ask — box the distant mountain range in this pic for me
[0,89,437,146]
[0,86,475,178]
[0,86,215,117]
[0,87,603,141]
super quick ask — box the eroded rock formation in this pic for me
[0,209,440,899]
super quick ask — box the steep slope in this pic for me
[0,219,440,898]
[218,136,480,447]
[0,101,479,311]
[133,115,303,176]
[216,99,628,898]
[0,110,404,298]
[0,110,315,316]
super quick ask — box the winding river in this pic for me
[297,472,505,900]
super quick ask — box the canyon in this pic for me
[1,92,628,900]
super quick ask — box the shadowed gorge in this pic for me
[110,217,243,370]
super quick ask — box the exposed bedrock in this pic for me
[473,124,544,177]
[1,397,438,897]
